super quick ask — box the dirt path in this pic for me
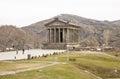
[0,62,66,76]
[84,70,102,79]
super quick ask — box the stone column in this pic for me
[49,28,52,43]
[54,28,56,43]
[63,28,65,42]
[75,29,77,42]
[58,28,60,43]
[47,29,50,42]
[52,29,54,43]
[70,29,72,43]
[67,28,69,43]
[72,29,76,42]
[71,29,73,42]
[74,29,77,42]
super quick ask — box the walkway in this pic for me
[0,49,65,61]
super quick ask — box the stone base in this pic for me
[42,43,66,49]
[42,42,80,50]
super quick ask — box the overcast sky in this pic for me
[0,0,120,27]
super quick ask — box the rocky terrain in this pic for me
[22,14,120,48]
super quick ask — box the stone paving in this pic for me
[0,49,65,61]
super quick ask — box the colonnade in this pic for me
[47,28,79,43]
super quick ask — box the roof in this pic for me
[45,17,80,28]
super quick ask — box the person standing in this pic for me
[16,49,18,54]
[22,48,25,54]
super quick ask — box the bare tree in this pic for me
[0,25,41,52]
[0,25,16,51]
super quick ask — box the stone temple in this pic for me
[43,18,80,49]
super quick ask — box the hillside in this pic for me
[112,20,120,26]
[0,25,41,51]
[22,14,120,48]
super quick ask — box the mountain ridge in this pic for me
[22,14,120,48]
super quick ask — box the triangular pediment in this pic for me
[45,19,67,27]
[45,18,80,28]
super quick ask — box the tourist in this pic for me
[22,48,25,54]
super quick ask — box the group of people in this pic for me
[12,45,25,54]
[15,48,25,59]
[16,48,25,54]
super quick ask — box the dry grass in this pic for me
[0,51,120,79]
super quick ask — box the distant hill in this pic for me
[111,20,120,26]
[22,14,120,48]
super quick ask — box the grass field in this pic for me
[0,59,50,72]
[105,51,120,57]
[0,51,120,79]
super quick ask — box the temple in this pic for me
[43,18,80,49]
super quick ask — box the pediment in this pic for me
[45,18,80,28]
[45,20,67,27]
